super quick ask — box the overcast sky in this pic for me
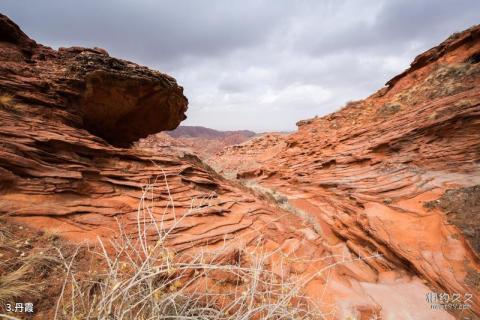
[2,1,479,132]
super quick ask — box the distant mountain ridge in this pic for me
[166,126,256,139]
[143,126,258,159]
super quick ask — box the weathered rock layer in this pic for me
[212,25,480,318]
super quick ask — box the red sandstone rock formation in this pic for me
[0,14,330,318]
[212,24,480,318]
[0,14,188,147]
[0,13,478,319]
[0,13,278,252]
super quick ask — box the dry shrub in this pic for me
[376,103,401,117]
[0,224,62,312]
[53,176,326,320]
[1,174,381,319]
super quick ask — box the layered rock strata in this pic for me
[211,25,480,319]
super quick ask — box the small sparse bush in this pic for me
[0,265,37,305]
[376,103,401,117]
[0,225,62,309]
[446,31,461,41]
[342,100,362,110]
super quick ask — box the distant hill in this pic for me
[140,126,257,159]
[166,126,256,139]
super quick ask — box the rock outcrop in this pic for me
[0,14,188,147]
[212,25,480,318]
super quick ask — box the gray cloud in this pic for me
[1,0,289,65]
[1,0,479,132]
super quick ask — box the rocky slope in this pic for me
[212,25,480,318]
[208,133,289,179]
[0,13,477,319]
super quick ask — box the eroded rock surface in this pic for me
[0,14,187,147]
[212,24,480,318]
